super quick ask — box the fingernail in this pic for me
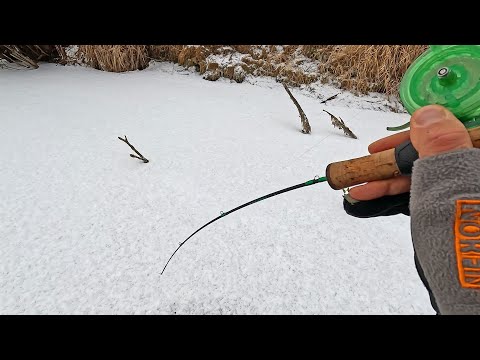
[414,107,445,126]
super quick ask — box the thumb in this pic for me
[410,105,473,159]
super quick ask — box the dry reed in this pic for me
[2,44,428,95]
[77,45,149,72]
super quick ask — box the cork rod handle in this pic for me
[326,126,480,190]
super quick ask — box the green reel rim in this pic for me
[399,45,480,127]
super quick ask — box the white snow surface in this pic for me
[0,62,435,314]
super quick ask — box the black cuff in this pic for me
[343,192,411,218]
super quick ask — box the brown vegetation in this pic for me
[1,45,428,95]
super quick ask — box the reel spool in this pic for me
[327,45,480,190]
[390,45,480,130]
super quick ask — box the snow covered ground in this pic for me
[0,62,435,314]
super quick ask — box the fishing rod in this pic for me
[161,45,480,275]
[161,176,327,274]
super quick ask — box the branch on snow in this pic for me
[118,135,150,163]
[282,83,312,134]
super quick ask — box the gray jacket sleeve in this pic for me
[410,148,480,315]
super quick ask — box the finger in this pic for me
[368,130,411,154]
[410,105,473,158]
[348,176,411,201]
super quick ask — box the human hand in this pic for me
[348,105,473,202]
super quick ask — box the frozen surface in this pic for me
[0,62,434,314]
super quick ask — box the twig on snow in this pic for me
[283,83,312,134]
[323,110,358,139]
[118,135,150,163]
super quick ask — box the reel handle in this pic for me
[326,126,480,190]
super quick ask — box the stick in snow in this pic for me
[118,135,150,163]
[320,93,340,104]
[322,110,358,139]
[282,83,312,134]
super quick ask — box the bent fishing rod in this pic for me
[161,125,480,275]
[161,45,480,274]
[161,176,328,274]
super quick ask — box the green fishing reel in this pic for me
[390,45,480,130]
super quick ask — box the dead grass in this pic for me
[0,45,67,68]
[148,45,185,62]
[148,45,426,95]
[315,45,428,94]
[2,44,427,96]
[77,45,149,72]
